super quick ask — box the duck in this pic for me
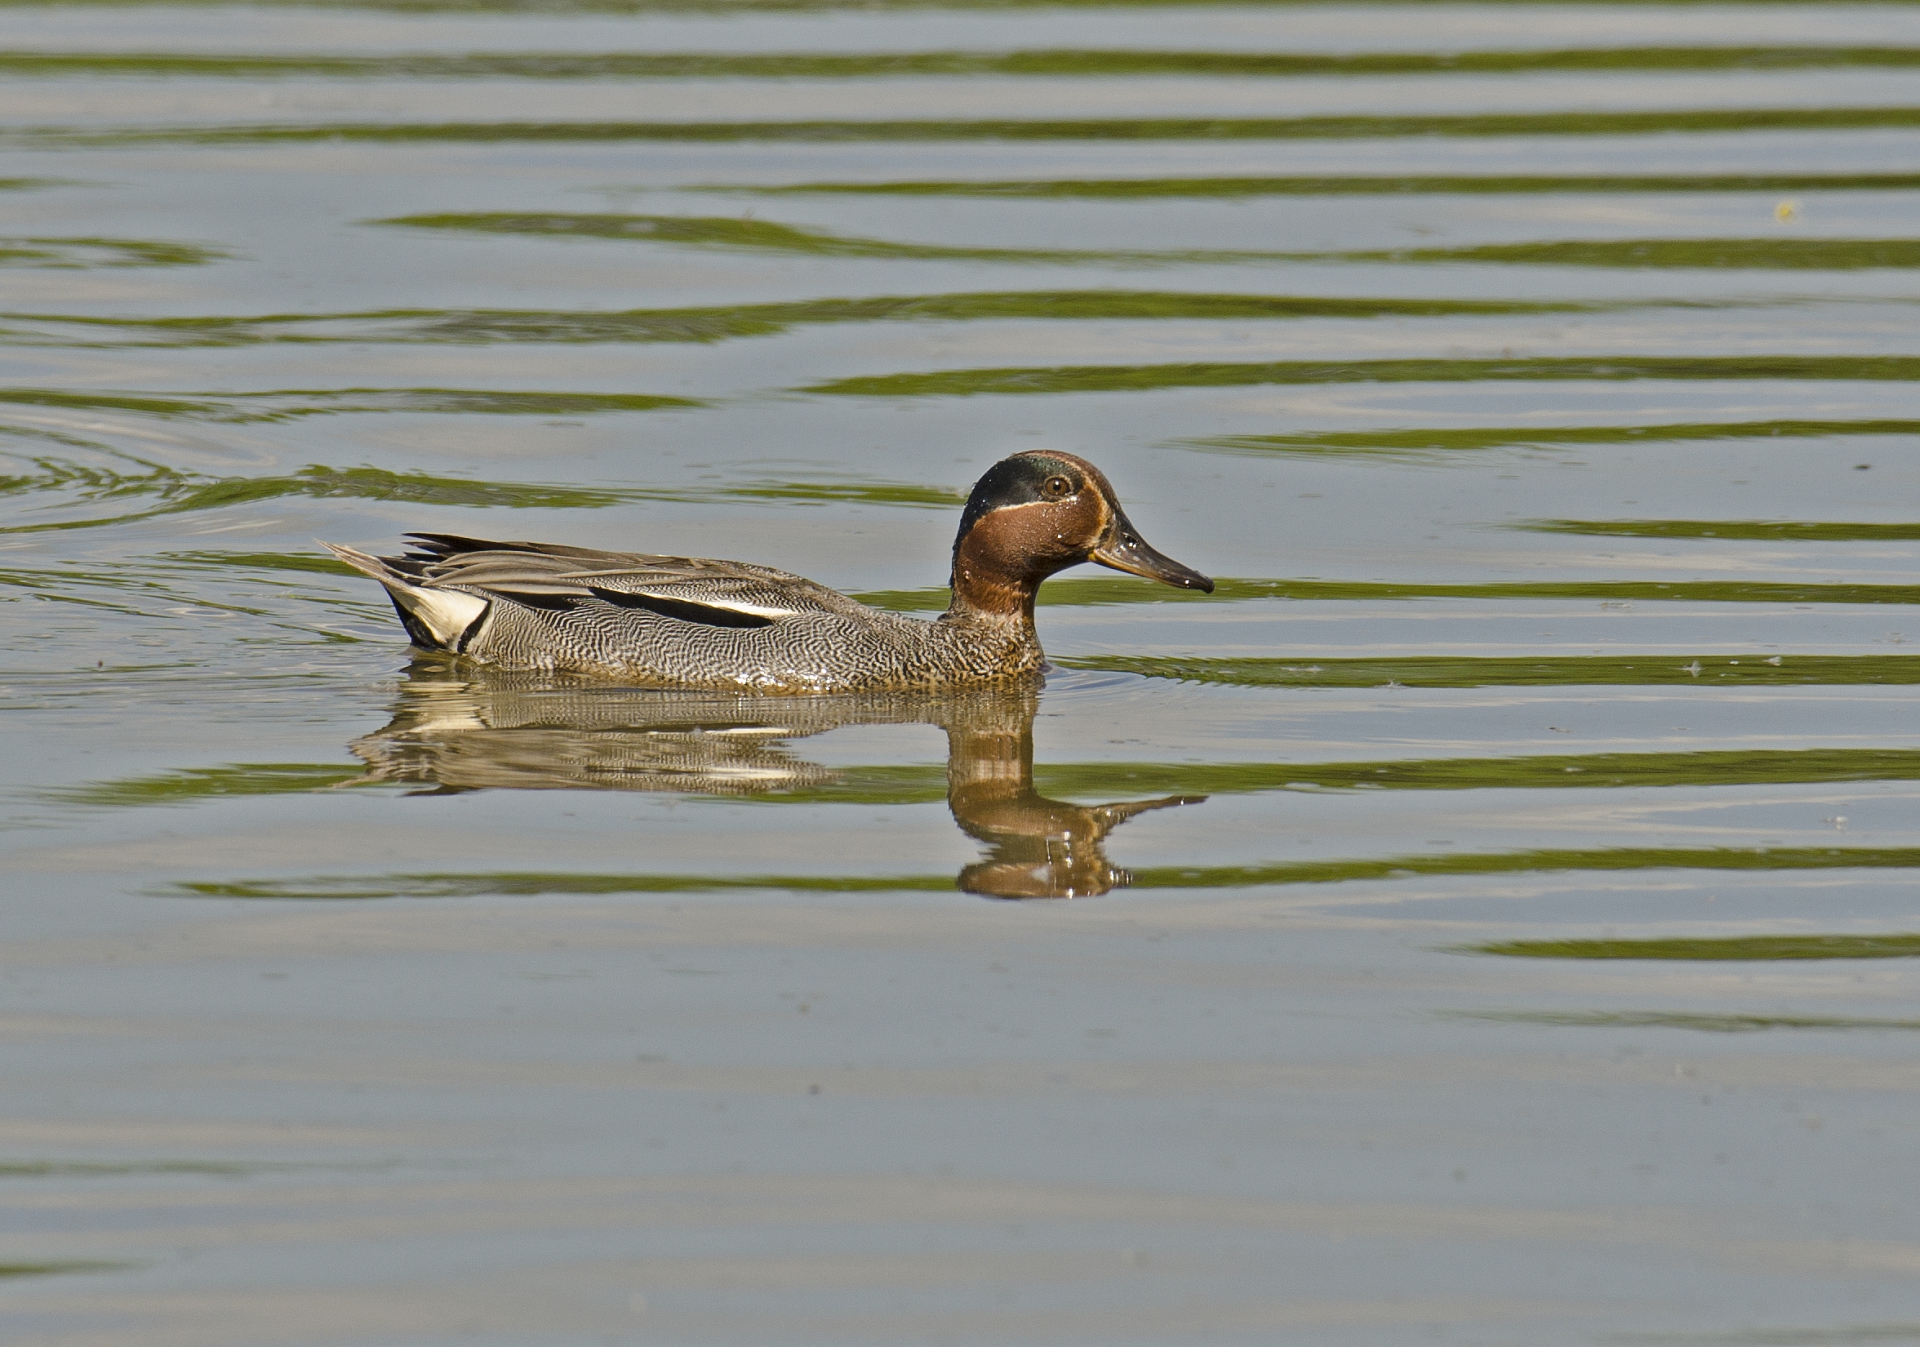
[323,450,1212,692]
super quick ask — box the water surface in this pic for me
[4,2,1920,1343]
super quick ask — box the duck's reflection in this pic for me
[352,660,1203,899]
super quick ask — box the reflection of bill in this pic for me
[941,700,1201,900]
[352,659,1204,900]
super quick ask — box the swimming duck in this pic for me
[324,450,1211,692]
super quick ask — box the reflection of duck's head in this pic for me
[352,660,1203,899]
[954,795,1201,900]
[941,688,1202,899]
[951,451,1214,618]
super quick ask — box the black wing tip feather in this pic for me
[401,532,622,564]
[591,588,779,629]
[401,532,511,561]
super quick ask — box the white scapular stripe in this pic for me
[395,585,488,647]
[701,600,796,620]
[639,593,795,620]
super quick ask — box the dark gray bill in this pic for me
[1090,513,1214,592]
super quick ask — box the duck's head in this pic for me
[949,451,1213,616]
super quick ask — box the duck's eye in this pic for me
[1041,475,1073,499]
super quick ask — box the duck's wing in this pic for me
[396,532,868,621]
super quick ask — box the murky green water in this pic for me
[4,1,1920,1342]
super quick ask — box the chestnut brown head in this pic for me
[949,451,1212,615]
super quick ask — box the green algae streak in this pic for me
[0,1261,135,1279]
[1525,519,1920,541]
[1446,1010,1920,1031]
[0,1160,299,1177]
[0,290,1597,350]
[0,464,652,535]
[9,47,1920,80]
[1469,934,1920,960]
[1035,749,1920,795]
[0,0,1908,10]
[0,387,699,423]
[1368,238,1920,268]
[1187,419,1920,458]
[33,106,1920,147]
[0,236,223,268]
[389,214,1920,271]
[379,212,1317,265]
[54,762,374,806]
[0,467,957,534]
[807,356,1920,399]
[1067,655,1920,687]
[163,846,1920,901]
[733,172,1920,198]
[858,576,1920,610]
[58,745,1920,809]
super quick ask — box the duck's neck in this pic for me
[945,528,1045,624]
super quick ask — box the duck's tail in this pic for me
[321,541,491,653]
